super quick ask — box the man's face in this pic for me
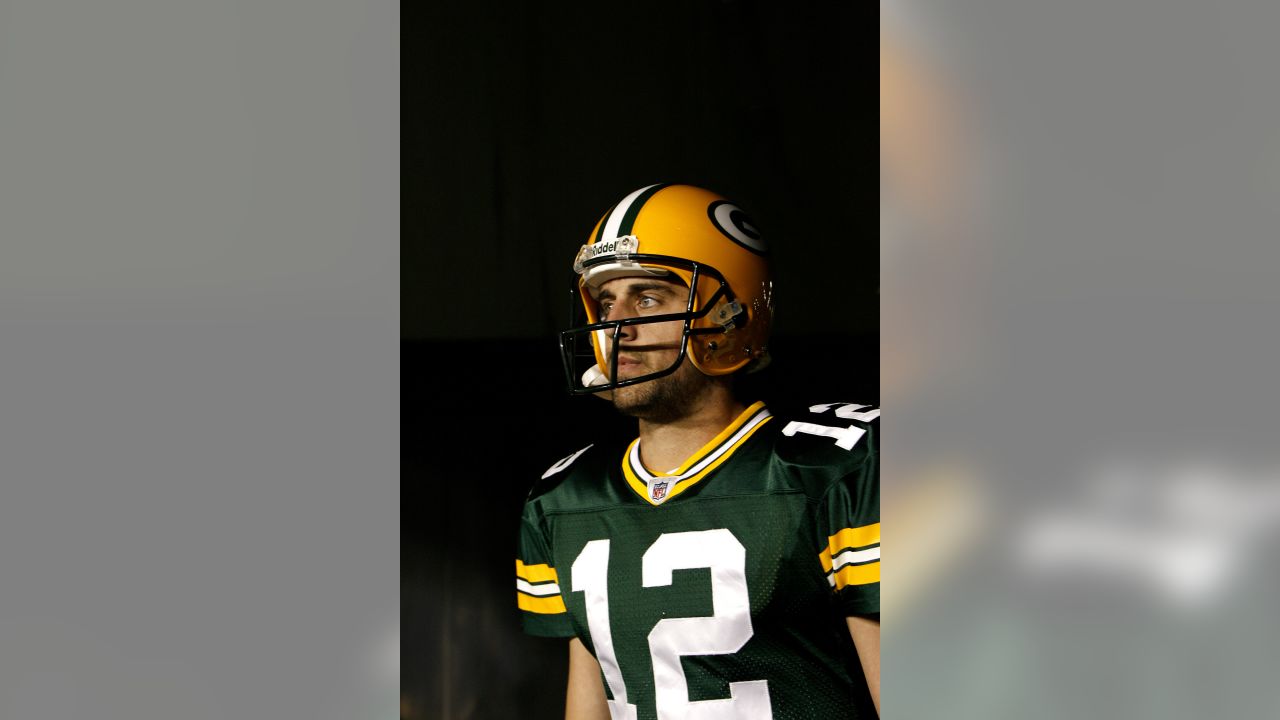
[595,276,711,421]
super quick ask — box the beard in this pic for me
[610,358,712,423]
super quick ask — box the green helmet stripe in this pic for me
[614,183,669,237]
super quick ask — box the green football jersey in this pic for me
[516,401,880,720]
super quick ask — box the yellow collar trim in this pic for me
[621,401,772,506]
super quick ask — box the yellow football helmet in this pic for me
[559,183,773,395]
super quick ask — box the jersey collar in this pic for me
[621,400,773,506]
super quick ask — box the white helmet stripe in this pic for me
[600,183,663,242]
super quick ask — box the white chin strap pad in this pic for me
[581,365,614,400]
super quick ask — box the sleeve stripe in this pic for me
[832,561,880,588]
[517,592,567,615]
[827,523,880,556]
[818,523,881,574]
[516,578,562,597]
[516,559,559,584]
[832,546,880,570]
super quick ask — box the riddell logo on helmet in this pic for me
[579,236,638,262]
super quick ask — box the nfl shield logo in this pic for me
[651,481,669,502]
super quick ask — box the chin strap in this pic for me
[581,365,614,401]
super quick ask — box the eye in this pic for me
[599,301,614,318]
[637,296,658,309]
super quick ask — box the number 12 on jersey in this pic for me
[571,529,773,720]
[781,403,877,450]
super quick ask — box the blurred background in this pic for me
[402,3,877,718]
[879,1,1280,719]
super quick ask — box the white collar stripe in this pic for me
[629,407,772,483]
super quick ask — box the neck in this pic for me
[636,386,748,473]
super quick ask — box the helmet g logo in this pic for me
[708,201,768,254]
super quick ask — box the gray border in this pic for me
[0,2,399,718]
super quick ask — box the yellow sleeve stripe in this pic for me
[516,559,559,584]
[517,592,567,615]
[833,560,880,589]
[827,523,881,556]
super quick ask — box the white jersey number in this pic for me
[781,403,877,450]
[572,530,773,720]
[572,540,638,720]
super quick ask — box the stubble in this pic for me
[610,359,713,424]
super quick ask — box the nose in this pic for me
[602,304,639,341]
[609,317,637,345]
[598,322,634,373]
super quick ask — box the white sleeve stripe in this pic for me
[541,444,594,479]
[832,547,881,570]
[516,578,562,597]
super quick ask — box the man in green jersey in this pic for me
[517,184,880,719]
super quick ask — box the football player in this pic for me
[516,184,879,719]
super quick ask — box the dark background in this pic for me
[403,2,875,718]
